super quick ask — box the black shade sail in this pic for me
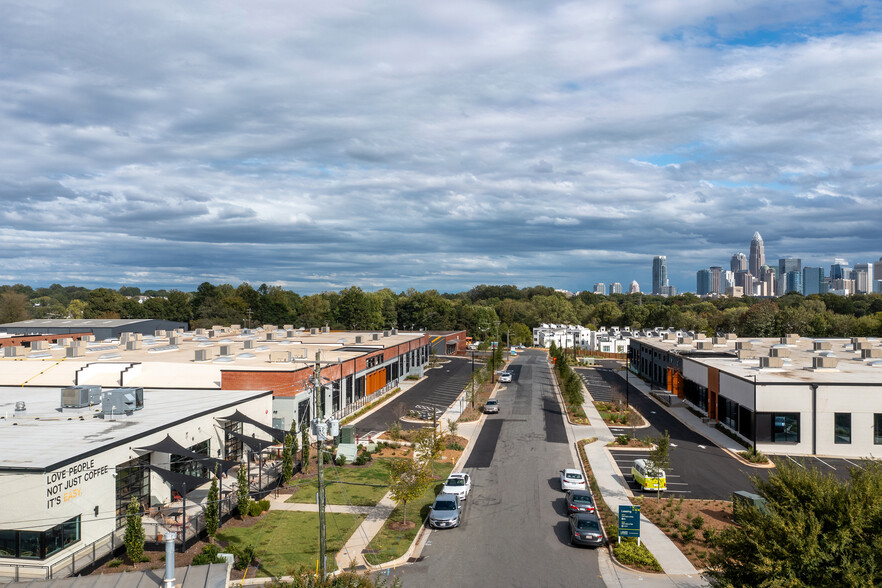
[217,410,288,444]
[147,464,209,498]
[225,428,277,453]
[136,434,238,474]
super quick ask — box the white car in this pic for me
[560,468,587,492]
[442,473,471,501]
[499,372,513,383]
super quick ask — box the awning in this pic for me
[136,434,237,474]
[147,464,209,498]
[225,428,278,453]
[217,410,288,444]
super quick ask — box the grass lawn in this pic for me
[216,511,364,577]
[368,461,454,565]
[286,458,397,506]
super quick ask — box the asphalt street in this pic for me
[578,363,768,500]
[391,349,605,588]
[354,357,472,437]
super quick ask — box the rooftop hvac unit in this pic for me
[283,324,293,330]
[194,349,212,361]
[695,340,713,350]
[61,385,103,408]
[219,344,233,356]
[713,337,728,345]
[287,330,296,338]
[813,341,832,351]
[169,336,181,345]
[737,350,757,360]
[244,339,255,349]
[678,337,693,345]
[310,328,319,335]
[736,341,753,350]
[31,340,46,351]
[725,333,737,340]
[83,335,96,342]
[355,335,364,344]
[852,337,868,345]
[266,332,276,341]
[854,342,871,350]
[372,333,380,341]
[102,387,144,415]
[695,333,707,340]
[66,346,85,358]
[862,348,882,359]
[813,356,839,369]
[5,346,25,357]
[383,330,391,337]
[126,340,142,351]
[230,324,241,330]
[760,356,784,368]
[155,330,167,337]
[391,328,398,335]
[770,347,791,358]
[322,326,330,334]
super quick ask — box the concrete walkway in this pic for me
[569,366,704,580]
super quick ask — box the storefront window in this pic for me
[116,455,150,527]
[875,414,882,445]
[773,413,800,443]
[0,516,80,560]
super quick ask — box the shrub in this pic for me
[616,434,632,445]
[238,499,252,517]
[613,539,662,571]
[702,528,716,544]
[321,452,333,464]
[446,441,464,451]
[192,544,225,565]
[681,526,696,544]
[336,455,346,467]
[108,559,122,568]
[387,421,402,440]
[234,544,256,570]
[248,501,263,517]
[739,446,770,464]
[354,455,368,466]
[691,514,705,529]
[258,499,270,512]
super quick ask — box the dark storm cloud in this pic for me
[0,0,880,293]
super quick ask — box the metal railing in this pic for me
[333,381,399,421]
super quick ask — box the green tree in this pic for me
[66,299,89,319]
[124,497,145,563]
[0,291,29,323]
[237,463,250,516]
[708,462,882,587]
[649,431,672,500]
[281,433,294,486]
[387,459,433,523]
[86,287,126,318]
[413,427,443,474]
[205,471,219,537]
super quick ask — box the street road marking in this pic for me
[814,457,836,470]
[843,458,864,469]
[697,444,706,449]
[786,455,806,468]
[650,411,656,414]
[670,443,678,447]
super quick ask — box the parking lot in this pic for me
[608,448,695,496]
[577,368,624,404]
[767,454,878,482]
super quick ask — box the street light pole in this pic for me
[470,350,475,408]
[313,351,327,580]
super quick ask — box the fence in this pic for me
[0,466,281,582]
[333,381,399,421]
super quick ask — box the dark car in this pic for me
[565,489,596,514]
[569,512,604,547]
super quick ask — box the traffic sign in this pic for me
[618,505,641,538]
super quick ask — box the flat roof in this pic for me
[0,387,272,472]
[0,327,430,389]
[634,335,882,385]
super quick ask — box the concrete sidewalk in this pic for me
[570,369,704,580]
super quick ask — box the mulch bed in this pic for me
[636,497,734,568]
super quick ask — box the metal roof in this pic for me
[8,564,229,588]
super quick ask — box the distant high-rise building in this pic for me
[696,269,711,296]
[830,258,851,281]
[749,232,765,278]
[731,253,748,273]
[629,280,640,294]
[854,263,873,294]
[803,267,825,295]
[709,266,723,295]
[761,266,776,297]
[659,285,678,297]
[873,257,882,293]
[609,282,622,294]
[652,256,668,295]
[593,283,607,296]
[734,270,753,293]
[778,257,802,295]
[786,270,803,295]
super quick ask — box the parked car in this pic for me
[565,490,596,514]
[442,473,471,501]
[499,371,513,383]
[484,398,499,414]
[560,468,587,491]
[568,512,604,547]
[631,458,666,492]
[429,494,461,528]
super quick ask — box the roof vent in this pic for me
[391,328,398,335]
[194,349,212,362]
[66,346,85,358]
[736,341,753,350]
[310,328,318,335]
[243,339,255,350]
[770,347,791,358]
[14,401,26,417]
[383,330,391,337]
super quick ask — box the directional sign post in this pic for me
[618,505,641,546]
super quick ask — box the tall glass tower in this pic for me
[749,232,765,278]
[652,256,668,295]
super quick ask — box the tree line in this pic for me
[1,282,881,339]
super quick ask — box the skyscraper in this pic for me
[786,270,803,295]
[652,256,668,295]
[873,257,882,293]
[778,257,801,295]
[629,281,640,294]
[696,269,711,296]
[593,283,607,296]
[749,232,765,278]
[730,253,748,273]
[609,282,622,294]
[830,258,851,280]
[709,266,723,295]
[803,267,825,295]
[854,263,873,294]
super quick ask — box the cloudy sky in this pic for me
[2,1,881,294]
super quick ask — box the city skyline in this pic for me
[1,3,882,295]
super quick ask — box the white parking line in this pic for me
[786,455,806,468]
[814,457,836,470]
[666,482,689,486]
[843,458,865,469]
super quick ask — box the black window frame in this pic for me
[875,414,882,445]
[0,515,80,560]
[834,413,852,444]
